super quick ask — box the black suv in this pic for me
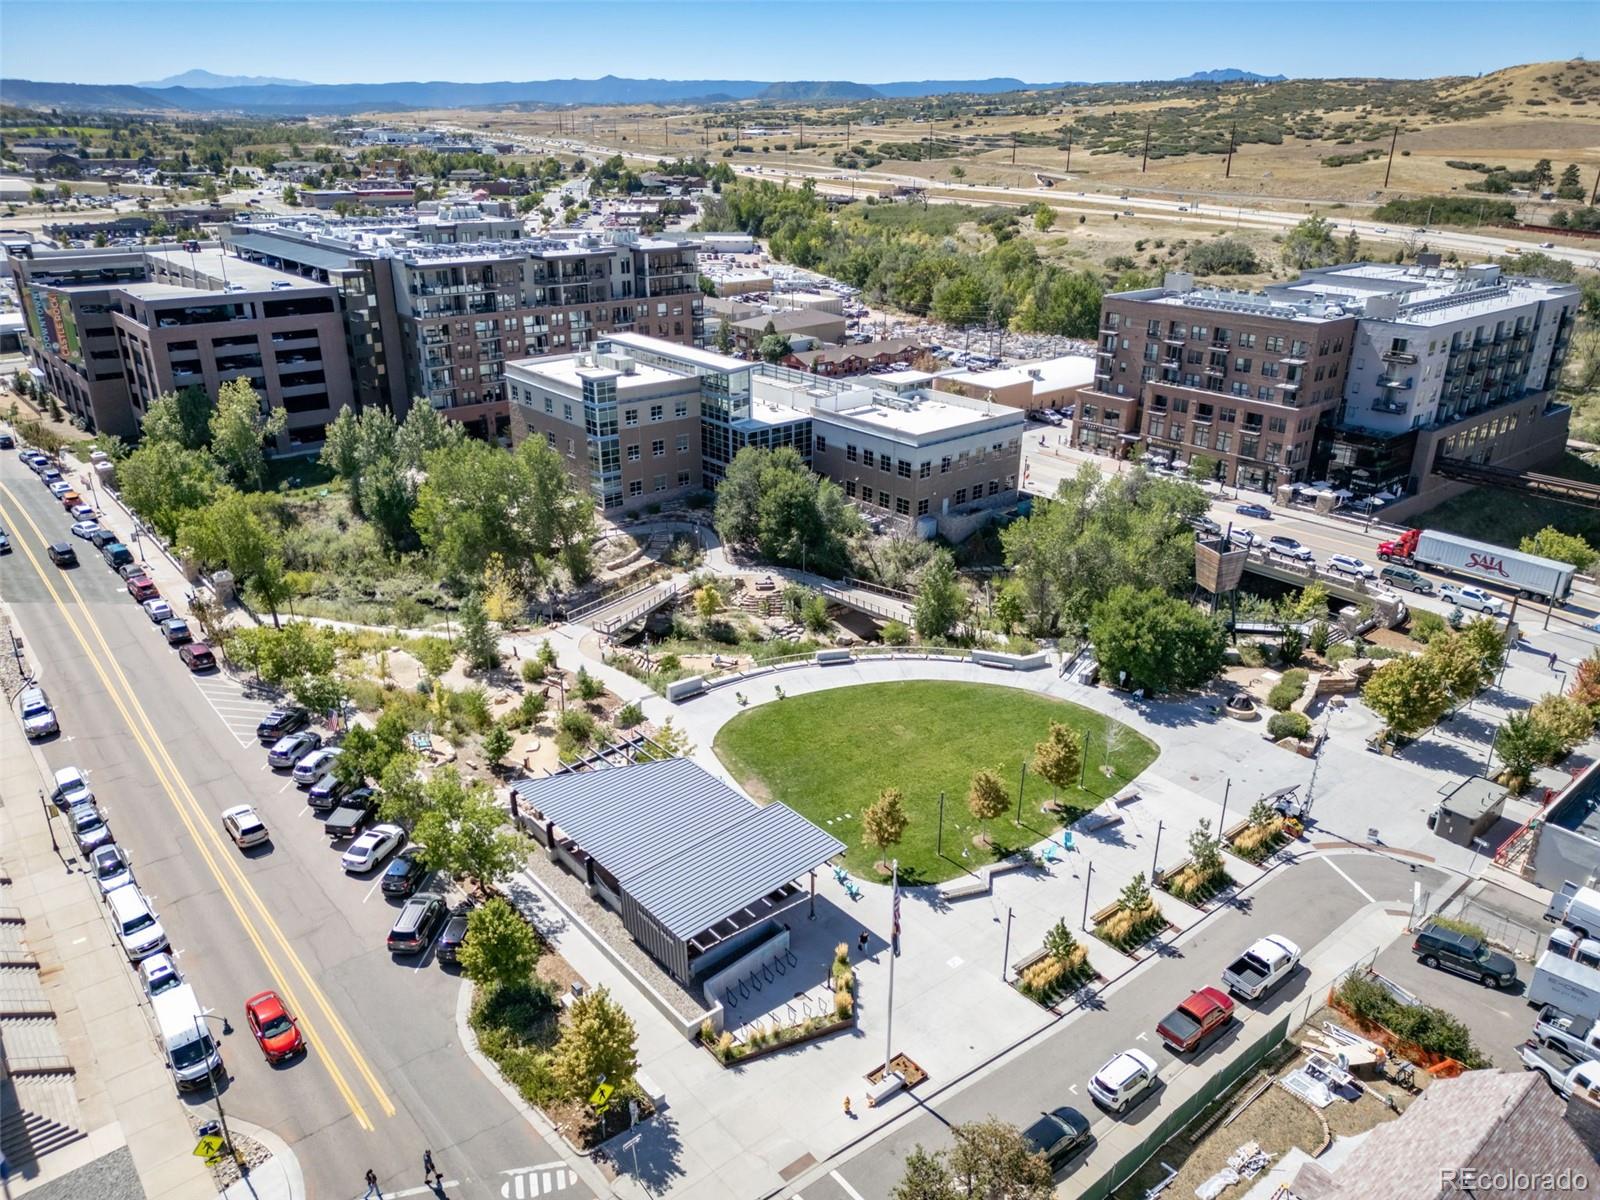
[89,528,121,550]
[47,541,77,567]
[1412,922,1518,988]
[381,844,429,898]
[387,892,446,955]
[255,707,310,744]
[436,912,469,965]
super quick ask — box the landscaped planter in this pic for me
[1091,899,1170,954]
[1157,858,1235,906]
[1011,945,1099,1008]
[699,1013,855,1066]
[1225,816,1300,865]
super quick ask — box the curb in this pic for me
[221,1119,306,1200]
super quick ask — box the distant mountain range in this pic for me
[135,69,315,89]
[0,69,1290,114]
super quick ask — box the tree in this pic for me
[1031,721,1083,803]
[1043,918,1078,963]
[1571,651,1600,715]
[945,1118,1055,1200]
[912,550,964,641]
[714,318,734,355]
[281,184,300,206]
[457,591,500,672]
[178,490,278,596]
[1187,453,1220,482]
[968,769,1008,824]
[247,553,294,629]
[1521,526,1597,574]
[140,387,212,450]
[483,721,515,769]
[335,711,409,788]
[118,442,217,540]
[1494,711,1561,788]
[757,332,792,363]
[552,986,638,1102]
[695,583,723,617]
[481,553,525,625]
[1457,616,1508,679]
[1188,818,1223,878]
[290,670,345,720]
[411,767,525,888]
[1530,693,1595,754]
[714,446,860,576]
[1423,632,1488,706]
[1088,585,1226,694]
[993,581,1026,635]
[862,787,910,865]
[1532,159,1555,190]
[1362,655,1448,738]
[413,637,456,680]
[893,1147,957,1200]
[1281,213,1339,269]
[1119,870,1153,914]
[208,378,285,490]
[1033,205,1055,232]
[458,897,541,993]
[376,752,428,829]
[1185,238,1259,276]
[1557,163,1585,200]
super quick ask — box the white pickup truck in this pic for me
[1534,1005,1600,1063]
[1221,934,1302,1001]
[1519,1039,1600,1099]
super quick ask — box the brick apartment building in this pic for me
[1074,262,1579,504]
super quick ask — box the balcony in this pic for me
[1278,353,1308,365]
[1205,366,1225,378]
[1097,344,1115,357]
[1163,332,1186,345]
[1381,348,1418,365]
[1370,398,1408,416]
[1376,376,1413,390]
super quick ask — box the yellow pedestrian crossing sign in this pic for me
[192,1134,226,1163]
[588,1081,614,1112]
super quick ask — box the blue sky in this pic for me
[1,1,1589,86]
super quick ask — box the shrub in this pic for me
[521,658,544,684]
[615,701,643,728]
[1427,915,1488,942]
[1409,610,1448,644]
[1334,973,1486,1067]
[1268,711,1312,740]
[1268,668,1310,712]
[558,707,598,744]
[881,619,910,646]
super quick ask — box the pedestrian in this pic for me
[857,929,868,955]
[843,1095,853,1117]
[1551,651,1559,671]
[364,1168,381,1198]
[424,1149,438,1186]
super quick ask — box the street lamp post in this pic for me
[1080,861,1094,931]
[192,1014,236,1163]
[1151,819,1164,883]
[1000,906,1014,982]
[935,791,945,857]
[38,790,59,858]
[1015,761,1027,825]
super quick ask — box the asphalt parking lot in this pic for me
[1371,935,1535,1068]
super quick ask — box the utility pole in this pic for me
[1591,168,1599,206]
[1383,124,1399,189]
[1011,131,1016,166]
[1141,122,1152,174]
[664,118,670,148]
[1065,128,1072,174]
[1224,123,1237,179]
[845,118,851,154]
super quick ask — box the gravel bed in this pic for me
[186,1110,271,1190]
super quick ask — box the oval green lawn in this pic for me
[713,680,1159,884]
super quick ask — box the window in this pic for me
[674,399,688,417]
[676,434,690,452]
[895,497,910,515]
[1215,431,1232,453]
[652,439,665,457]
[880,456,891,473]
[954,488,967,505]
[845,480,856,498]
[1238,333,1257,349]
[1146,319,1161,337]
[1192,426,1210,449]
[563,402,573,421]
[628,480,643,496]
[1264,335,1285,353]
[1234,357,1252,373]
[678,471,692,487]
[816,435,827,452]
[919,461,931,479]
[627,444,641,462]
[1268,416,1286,434]
[565,437,575,457]
[917,498,930,516]
[544,395,554,413]
[862,448,875,467]
[987,480,1000,496]
[897,459,912,478]
[654,475,667,492]
[846,444,857,463]
[941,456,951,473]
[649,404,663,422]
[544,431,556,447]
[878,489,890,507]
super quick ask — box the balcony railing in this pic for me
[1377,376,1413,390]
[1381,349,1418,365]
[1371,398,1408,415]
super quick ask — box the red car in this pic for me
[127,575,159,602]
[1156,986,1235,1053]
[244,990,304,1063]
[178,643,216,672]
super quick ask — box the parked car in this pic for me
[126,576,159,602]
[307,773,352,812]
[293,747,342,788]
[67,504,95,522]
[178,643,216,672]
[47,480,71,498]
[256,707,309,743]
[1266,535,1314,562]
[1228,527,1258,548]
[387,892,447,955]
[70,520,101,540]
[1019,1106,1093,1169]
[89,528,120,550]
[117,562,148,582]
[382,844,429,897]
[108,886,168,962]
[1086,1049,1159,1112]
[1438,583,1504,615]
[163,618,192,645]
[267,730,322,769]
[1222,935,1302,1000]
[221,804,269,849]
[341,824,405,873]
[1379,565,1433,594]
[91,843,135,897]
[138,952,184,999]
[1188,515,1221,537]
[47,541,77,567]
[436,911,470,965]
[66,801,113,855]
[1157,987,1236,1053]
[1412,921,1518,988]
[1236,502,1272,520]
[1326,554,1376,579]
[18,686,59,738]
[50,765,93,808]
[244,990,305,1063]
[141,598,174,624]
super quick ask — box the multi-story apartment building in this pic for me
[1264,261,1579,500]
[507,333,1025,529]
[1080,272,1356,492]
[1076,262,1579,505]
[225,210,703,441]
[9,245,352,447]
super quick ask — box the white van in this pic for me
[150,983,222,1090]
[107,886,169,962]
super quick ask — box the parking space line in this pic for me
[830,1171,867,1200]
[1319,854,1376,903]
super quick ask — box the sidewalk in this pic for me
[0,703,215,1200]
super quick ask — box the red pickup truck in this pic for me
[1156,987,1235,1053]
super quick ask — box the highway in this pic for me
[0,454,587,1200]
[786,853,1447,1200]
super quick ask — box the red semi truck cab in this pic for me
[1376,528,1420,563]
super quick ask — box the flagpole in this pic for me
[885,859,897,1074]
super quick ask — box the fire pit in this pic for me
[1224,693,1259,721]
